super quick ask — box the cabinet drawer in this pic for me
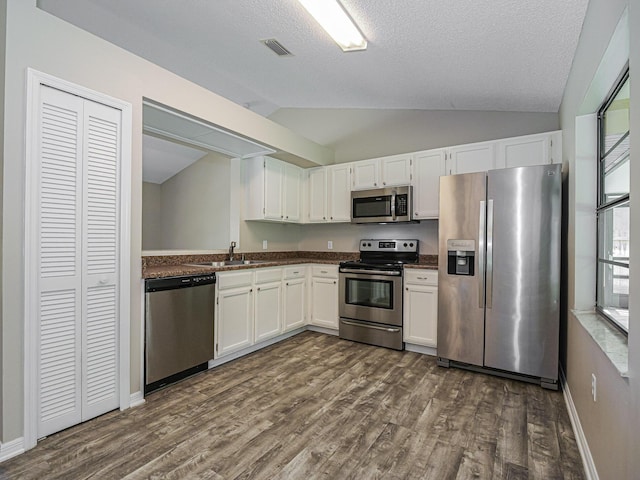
[254,267,282,284]
[404,269,438,285]
[217,271,254,290]
[283,266,306,279]
[311,265,338,279]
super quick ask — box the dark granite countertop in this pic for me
[142,251,438,279]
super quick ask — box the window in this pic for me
[597,67,630,333]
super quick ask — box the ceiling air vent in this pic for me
[261,38,293,57]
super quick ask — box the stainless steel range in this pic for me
[339,239,419,350]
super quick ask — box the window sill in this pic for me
[571,309,628,377]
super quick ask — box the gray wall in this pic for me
[141,182,161,250]
[0,0,6,439]
[298,222,438,254]
[559,0,638,478]
[142,154,232,251]
[269,108,559,163]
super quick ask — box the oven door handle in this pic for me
[339,268,402,276]
[340,319,401,333]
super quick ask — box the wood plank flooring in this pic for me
[1,331,585,479]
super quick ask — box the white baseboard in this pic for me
[560,368,599,480]
[209,327,306,368]
[0,437,25,463]
[405,343,437,356]
[129,391,145,408]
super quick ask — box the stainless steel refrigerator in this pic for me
[437,163,561,389]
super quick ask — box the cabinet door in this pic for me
[495,133,553,169]
[254,281,282,342]
[283,163,301,222]
[403,284,438,347]
[264,158,283,220]
[217,286,253,357]
[310,277,339,329]
[307,167,327,222]
[380,154,411,186]
[412,149,446,219]
[352,159,380,190]
[283,277,306,331]
[327,163,352,222]
[446,143,495,175]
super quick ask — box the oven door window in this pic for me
[352,196,391,218]
[345,277,394,309]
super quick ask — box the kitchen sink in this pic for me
[184,260,270,267]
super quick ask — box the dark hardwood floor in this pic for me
[1,331,584,479]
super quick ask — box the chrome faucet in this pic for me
[229,241,237,261]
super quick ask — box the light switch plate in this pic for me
[262,240,268,250]
[328,241,333,250]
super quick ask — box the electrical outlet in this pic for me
[262,240,268,250]
[327,241,333,250]
[591,373,597,402]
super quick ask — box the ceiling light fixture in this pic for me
[297,0,367,52]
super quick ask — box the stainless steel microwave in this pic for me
[351,186,415,224]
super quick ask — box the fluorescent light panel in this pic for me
[298,0,367,52]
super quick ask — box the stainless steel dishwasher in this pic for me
[145,273,215,393]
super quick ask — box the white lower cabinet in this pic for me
[254,268,283,343]
[218,267,308,358]
[403,269,438,347]
[215,278,253,357]
[283,266,307,332]
[309,265,339,329]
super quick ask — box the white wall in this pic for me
[558,0,639,478]
[269,108,559,163]
[0,0,329,443]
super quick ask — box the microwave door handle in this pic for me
[391,191,396,220]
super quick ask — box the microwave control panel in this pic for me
[396,195,408,215]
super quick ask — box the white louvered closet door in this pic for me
[37,86,121,438]
[81,99,121,421]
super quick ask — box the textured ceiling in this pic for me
[38,0,589,117]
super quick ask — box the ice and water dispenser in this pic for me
[446,239,475,276]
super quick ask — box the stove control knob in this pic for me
[410,242,414,247]
[403,243,408,247]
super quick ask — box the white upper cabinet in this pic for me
[244,156,302,223]
[446,142,496,175]
[352,158,379,190]
[411,149,446,219]
[263,157,283,220]
[352,154,412,190]
[307,167,327,223]
[327,163,352,222]
[495,131,561,169]
[283,162,302,222]
[380,154,412,187]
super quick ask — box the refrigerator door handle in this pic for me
[478,200,486,308]
[486,199,494,309]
